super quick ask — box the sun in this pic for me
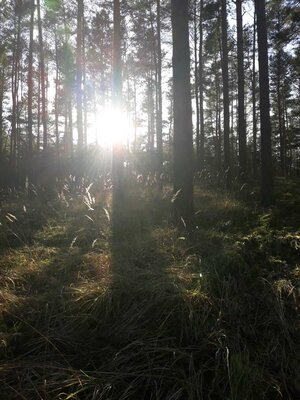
[89,107,129,147]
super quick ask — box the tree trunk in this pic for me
[199,0,205,171]
[93,85,98,144]
[255,0,274,205]
[54,31,60,161]
[156,0,163,180]
[27,1,34,155]
[112,0,124,200]
[37,0,47,151]
[236,0,247,181]
[221,0,231,189]
[194,0,200,165]
[64,91,68,154]
[67,94,73,159]
[252,13,257,179]
[0,62,5,156]
[215,71,222,172]
[37,67,41,151]
[133,76,137,152]
[276,49,286,176]
[11,12,21,169]
[82,15,88,148]
[76,0,83,151]
[171,0,194,229]
[147,72,155,153]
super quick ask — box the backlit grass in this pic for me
[0,179,299,399]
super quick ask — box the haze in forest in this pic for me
[0,1,299,399]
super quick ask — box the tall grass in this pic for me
[0,178,299,399]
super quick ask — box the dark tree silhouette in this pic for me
[236,0,247,181]
[27,0,34,157]
[112,0,124,201]
[156,0,163,182]
[171,0,194,228]
[255,0,274,205]
[221,0,231,189]
[37,0,47,151]
[76,0,84,151]
[199,0,205,170]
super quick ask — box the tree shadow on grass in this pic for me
[0,187,232,400]
[95,189,219,399]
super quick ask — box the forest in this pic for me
[0,0,300,398]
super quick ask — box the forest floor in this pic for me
[0,178,299,400]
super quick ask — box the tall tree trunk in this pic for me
[82,15,88,148]
[215,71,222,172]
[37,0,47,151]
[10,41,15,161]
[27,0,34,156]
[171,0,194,229]
[284,98,290,173]
[64,90,68,154]
[62,4,72,158]
[54,31,60,161]
[68,94,73,157]
[252,13,257,179]
[147,72,155,153]
[112,0,124,200]
[156,0,163,180]
[133,76,137,153]
[37,66,41,151]
[0,62,5,156]
[236,0,247,181]
[276,48,286,176]
[93,85,98,144]
[194,0,200,165]
[76,0,83,151]
[221,0,231,189]
[148,1,161,175]
[199,0,205,171]
[11,13,21,169]
[255,0,274,205]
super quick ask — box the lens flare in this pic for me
[90,108,128,147]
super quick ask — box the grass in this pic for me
[0,178,299,399]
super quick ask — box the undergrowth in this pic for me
[0,179,299,399]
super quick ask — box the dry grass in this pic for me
[0,180,299,399]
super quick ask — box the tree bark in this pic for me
[221,0,231,189]
[236,0,247,181]
[252,13,257,179]
[82,15,88,148]
[147,72,155,153]
[37,0,47,151]
[255,0,274,205]
[199,0,205,171]
[112,0,124,200]
[276,48,286,176]
[194,0,200,165]
[156,0,163,180]
[11,12,21,168]
[171,0,194,229]
[27,0,34,155]
[54,31,60,161]
[0,61,5,156]
[76,0,83,150]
